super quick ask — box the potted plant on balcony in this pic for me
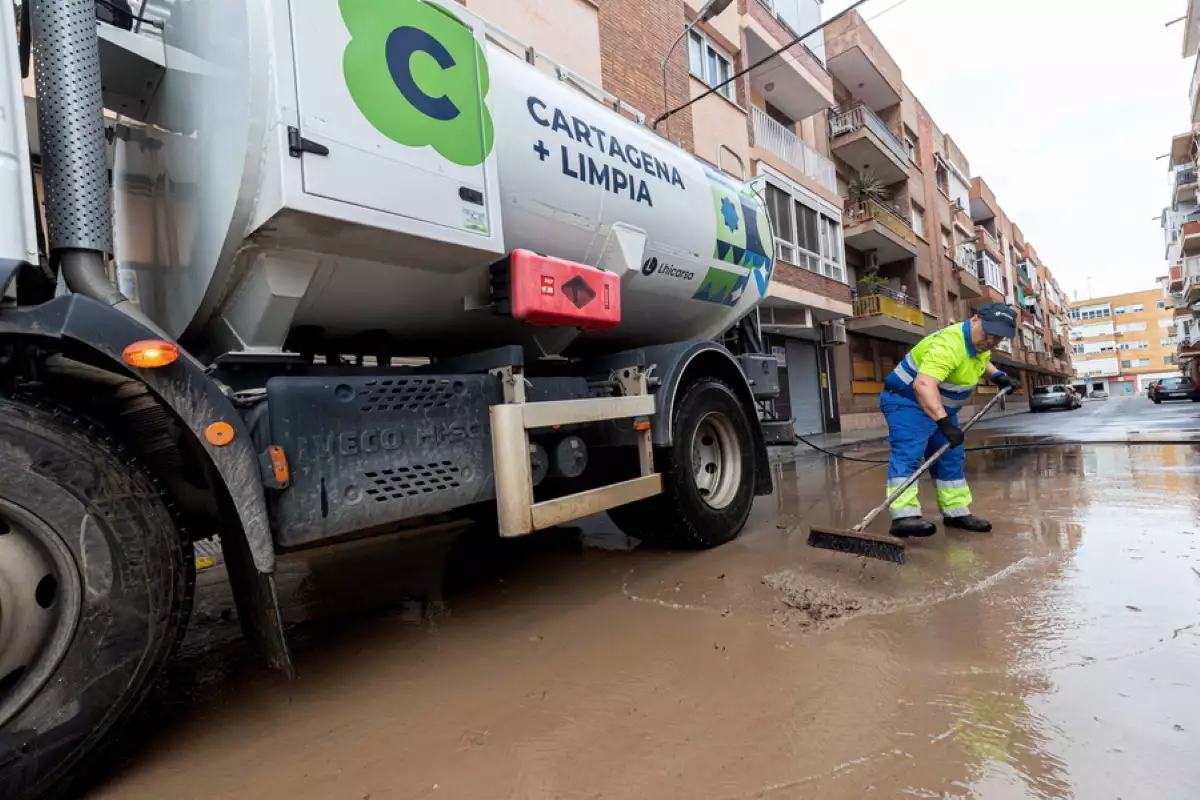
[846,169,890,215]
[856,272,890,298]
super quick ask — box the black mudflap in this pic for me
[266,375,502,547]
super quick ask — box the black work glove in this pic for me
[937,416,965,448]
[991,371,1020,392]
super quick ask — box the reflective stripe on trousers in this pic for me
[880,392,972,519]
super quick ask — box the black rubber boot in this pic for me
[943,514,992,532]
[889,517,937,538]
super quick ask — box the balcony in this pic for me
[828,103,908,184]
[750,106,837,194]
[843,198,919,263]
[743,8,835,122]
[974,226,1001,260]
[1016,259,1038,291]
[947,245,981,298]
[1183,220,1200,256]
[1186,255,1200,304]
[823,11,902,111]
[1170,263,1185,293]
[1175,163,1199,205]
[969,176,999,223]
[847,288,926,343]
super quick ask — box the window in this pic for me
[977,253,1004,292]
[1158,300,1167,309]
[911,204,925,237]
[1073,344,1085,355]
[1132,304,1144,312]
[1166,355,1177,365]
[1115,322,1146,333]
[918,279,931,313]
[1160,318,1176,328]
[1121,360,1132,369]
[688,31,734,100]
[1117,341,1148,350]
[764,179,845,283]
[1070,304,1112,321]
[903,131,917,163]
[934,160,949,194]
[1114,306,1127,315]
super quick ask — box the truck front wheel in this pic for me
[0,396,193,800]
[609,378,756,549]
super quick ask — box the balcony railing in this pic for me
[975,226,1000,256]
[845,198,918,246]
[750,106,837,193]
[829,103,909,165]
[852,289,924,327]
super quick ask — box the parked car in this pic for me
[1030,385,1083,412]
[1145,380,1160,398]
[1091,389,1109,400]
[1149,376,1200,403]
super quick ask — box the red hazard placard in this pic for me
[507,250,621,331]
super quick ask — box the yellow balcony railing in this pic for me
[845,199,918,246]
[853,293,924,326]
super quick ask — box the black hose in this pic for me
[793,433,1200,466]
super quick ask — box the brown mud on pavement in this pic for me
[90,443,1200,800]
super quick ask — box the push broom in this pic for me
[806,386,1013,564]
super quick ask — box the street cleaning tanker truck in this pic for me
[0,0,789,794]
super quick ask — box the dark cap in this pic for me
[976,303,1018,339]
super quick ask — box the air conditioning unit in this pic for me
[823,320,848,344]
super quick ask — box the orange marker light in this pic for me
[122,340,179,369]
[205,421,235,447]
[634,420,651,431]
[268,445,289,485]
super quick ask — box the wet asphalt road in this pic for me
[87,397,1200,799]
[974,394,1200,440]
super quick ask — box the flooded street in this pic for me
[91,401,1200,799]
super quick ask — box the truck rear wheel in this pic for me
[0,397,193,800]
[609,378,755,549]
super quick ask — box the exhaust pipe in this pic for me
[29,0,165,334]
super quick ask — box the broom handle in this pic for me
[855,387,1012,533]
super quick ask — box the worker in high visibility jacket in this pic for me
[881,304,1021,537]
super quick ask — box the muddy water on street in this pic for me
[92,444,1200,799]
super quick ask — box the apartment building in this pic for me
[1162,5,1200,382]
[464,0,1071,433]
[1068,290,1178,395]
[818,11,1073,430]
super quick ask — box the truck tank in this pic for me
[112,0,774,357]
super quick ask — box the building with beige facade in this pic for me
[1069,290,1179,396]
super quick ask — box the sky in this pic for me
[822,0,1194,301]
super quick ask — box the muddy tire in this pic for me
[0,397,193,800]
[608,378,755,549]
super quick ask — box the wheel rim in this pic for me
[689,411,743,510]
[0,498,82,727]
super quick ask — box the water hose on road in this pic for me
[793,434,1200,466]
